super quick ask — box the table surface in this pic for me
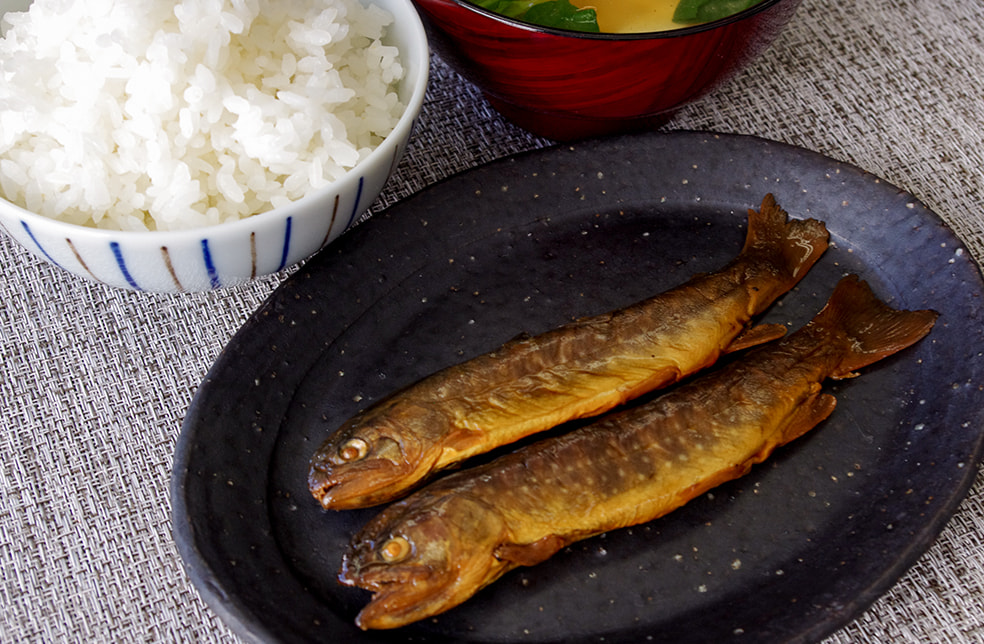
[2,0,983,642]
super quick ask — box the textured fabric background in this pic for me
[2,0,983,641]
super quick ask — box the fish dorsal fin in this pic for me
[503,331,533,346]
[724,323,787,353]
[494,534,567,567]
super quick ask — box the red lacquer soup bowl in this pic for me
[412,0,803,140]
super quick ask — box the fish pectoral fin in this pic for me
[494,534,566,567]
[779,389,837,445]
[442,426,488,460]
[620,365,683,400]
[723,323,788,353]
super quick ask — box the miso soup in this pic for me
[586,0,680,33]
[468,0,767,33]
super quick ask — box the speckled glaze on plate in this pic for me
[171,131,984,644]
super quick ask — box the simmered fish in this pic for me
[310,195,829,509]
[339,276,937,629]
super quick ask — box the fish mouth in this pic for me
[339,556,433,589]
[309,437,442,510]
[341,566,454,631]
[355,587,450,630]
[308,458,417,510]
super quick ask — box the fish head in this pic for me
[308,401,445,510]
[339,492,511,630]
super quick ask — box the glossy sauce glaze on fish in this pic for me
[309,195,829,510]
[338,276,937,629]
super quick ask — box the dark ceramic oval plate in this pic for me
[171,132,984,644]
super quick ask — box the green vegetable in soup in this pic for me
[524,0,598,31]
[468,0,765,32]
[673,0,764,24]
[471,0,538,19]
[470,0,599,32]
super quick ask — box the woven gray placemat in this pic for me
[1,0,982,642]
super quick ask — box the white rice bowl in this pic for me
[0,0,428,291]
[1,0,408,231]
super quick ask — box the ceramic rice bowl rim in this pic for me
[0,0,429,293]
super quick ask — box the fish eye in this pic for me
[379,536,412,563]
[338,437,370,462]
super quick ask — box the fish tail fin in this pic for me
[741,193,829,287]
[809,275,938,378]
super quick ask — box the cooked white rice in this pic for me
[0,0,405,231]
